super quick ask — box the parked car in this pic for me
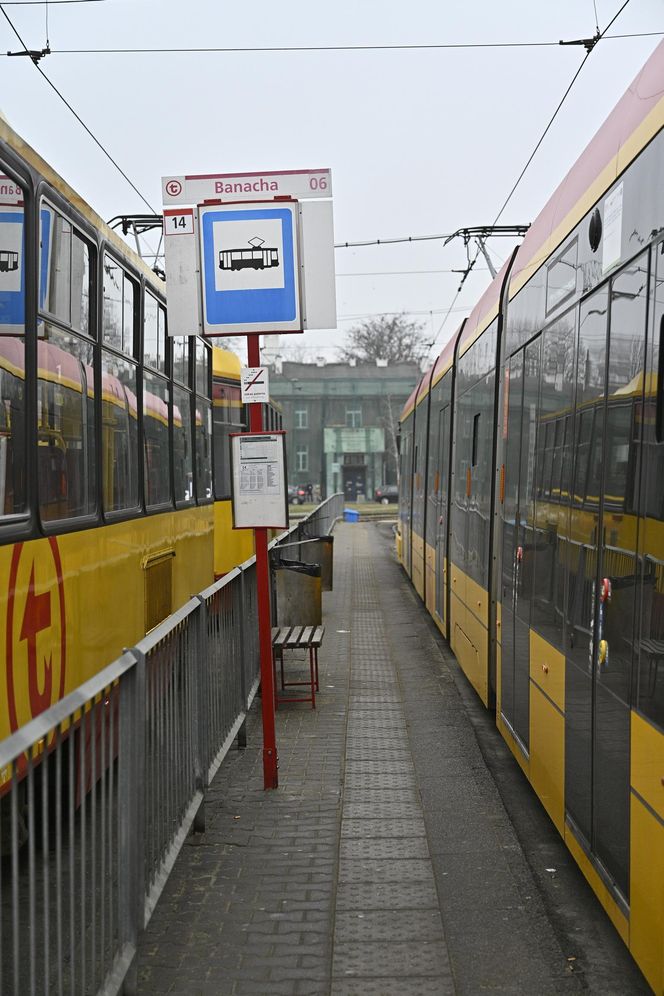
[374,484,399,505]
[288,484,307,505]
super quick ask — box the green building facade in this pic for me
[269,360,421,500]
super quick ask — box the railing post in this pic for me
[192,596,209,833]
[118,650,145,996]
[236,568,249,749]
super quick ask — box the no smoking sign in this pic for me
[241,366,270,404]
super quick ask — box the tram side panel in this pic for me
[410,392,429,601]
[450,319,499,707]
[500,122,664,988]
[424,367,454,638]
[398,409,415,576]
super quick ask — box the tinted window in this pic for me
[0,173,25,336]
[101,351,138,512]
[40,206,92,336]
[143,372,170,506]
[144,292,166,373]
[195,399,212,501]
[173,336,189,385]
[195,338,210,397]
[103,255,136,355]
[173,385,193,503]
[38,327,96,521]
[0,337,26,515]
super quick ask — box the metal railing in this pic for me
[0,494,342,996]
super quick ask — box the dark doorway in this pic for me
[343,466,366,501]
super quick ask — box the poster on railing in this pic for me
[230,430,288,528]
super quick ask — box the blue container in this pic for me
[343,508,360,523]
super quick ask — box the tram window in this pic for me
[560,415,574,498]
[0,337,26,515]
[550,419,565,497]
[173,386,193,503]
[195,399,212,501]
[144,292,166,373]
[172,336,189,386]
[40,206,92,336]
[573,410,593,502]
[586,420,604,506]
[38,326,96,521]
[195,337,210,398]
[471,413,480,466]
[604,404,631,505]
[143,372,170,506]
[101,351,138,512]
[103,256,136,355]
[0,173,25,336]
[546,239,578,315]
[542,422,554,498]
[213,419,232,498]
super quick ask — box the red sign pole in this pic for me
[247,333,279,789]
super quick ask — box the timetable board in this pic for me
[230,431,288,529]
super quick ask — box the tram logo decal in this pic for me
[6,538,67,732]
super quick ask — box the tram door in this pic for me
[435,404,450,630]
[500,338,540,752]
[565,261,647,902]
[400,423,413,576]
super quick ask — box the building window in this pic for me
[296,445,308,472]
[295,406,308,429]
[346,407,362,428]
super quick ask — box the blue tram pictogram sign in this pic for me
[219,237,280,273]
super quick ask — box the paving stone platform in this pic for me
[136,522,648,996]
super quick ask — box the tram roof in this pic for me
[431,322,464,388]
[510,39,664,299]
[457,258,512,359]
[400,375,425,422]
[0,118,163,291]
[212,346,242,380]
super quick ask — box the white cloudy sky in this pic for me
[0,0,661,364]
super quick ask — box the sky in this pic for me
[0,0,662,366]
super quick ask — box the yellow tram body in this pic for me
[399,42,664,993]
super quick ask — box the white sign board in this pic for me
[231,431,288,529]
[602,182,623,273]
[162,169,331,206]
[241,366,270,404]
[162,167,336,337]
[163,207,202,336]
[199,201,301,335]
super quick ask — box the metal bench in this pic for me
[271,625,325,708]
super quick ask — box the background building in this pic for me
[269,360,421,500]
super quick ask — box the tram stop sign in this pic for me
[199,202,301,334]
[161,168,336,338]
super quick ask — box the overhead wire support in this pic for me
[334,224,529,251]
[559,33,600,54]
[6,44,49,61]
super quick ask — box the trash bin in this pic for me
[299,536,334,591]
[344,508,360,523]
[272,559,322,627]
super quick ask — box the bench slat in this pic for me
[285,626,305,649]
[273,627,291,648]
[299,626,314,646]
[311,625,325,647]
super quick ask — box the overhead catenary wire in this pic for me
[0,3,159,215]
[2,1,105,4]
[20,31,662,55]
[427,0,635,355]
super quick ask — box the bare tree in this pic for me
[338,315,429,368]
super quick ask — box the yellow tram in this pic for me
[0,118,215,751]
[399,41,664,993]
